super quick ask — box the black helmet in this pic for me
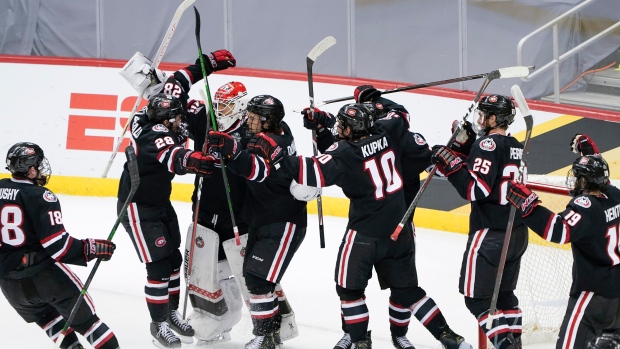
[362,101,388,121]
[478,95,516,128]
[247,95,285,132]
[337,103,374,139]
[6,142,52,186]
[567,155,610,196]
[589,334,620,349]
[146,93,184,124]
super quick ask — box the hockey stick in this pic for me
[101,0,195,178]
[486,85,533,330]
[54,146,139,349]
[306,36,336,249]
[390,66,532,241]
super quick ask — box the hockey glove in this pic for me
[353,85,381,103]
[207,131,241,160]
[430,145,464,176]
[301,108,336,131]
[449,120,476,156]
[199,49,236,75]
[248,132,284,165]
[570,134,599,156]
[506,181,540,217]
[83,238,116,262]
[183,151,216,175]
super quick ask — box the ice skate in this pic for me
[196,329,232,346]
[150,321,181,348]
[439,329,473,349]
[167,309,195,344]
[353,340,372,349]
[333,332,352,349]
[391,335,415,349]
[245,334,276,349]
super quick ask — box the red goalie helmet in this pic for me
[214,81,249,131]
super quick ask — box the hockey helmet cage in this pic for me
[567,154,610,196]
[214,81,249,131]
[146,93,184,124]
[6,142,52,185]
[337,103,374,139]
[478,95,516,128]
[247,95,285,132]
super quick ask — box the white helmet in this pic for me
[214,81,249,131]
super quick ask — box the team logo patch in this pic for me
[155,237,167,247]
[24,148,35,155]
[152,124,169,132]
[488,95,498,103]
[43,190,57,203]
[479,138,496,151]
[347,108,357,116]
[574,196,591,208]
[413,133,426,145]
[326,143,339,152]
[374,102,384,110]
[264,98,275,105]
[579,157,589,165]
[195,236,204,248]
[161,101,170,108]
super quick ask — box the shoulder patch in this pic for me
[43,190,58,203]
[413,133,426,145]
[573,196,591,208]
[326,142,339,152]
[152,124,169,132]
[479,138,496,151]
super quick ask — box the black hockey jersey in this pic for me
[294,112,409,238]
[226,122,307,228]
[0,178,87,277]
[447,132,525,231]
[523,185,620,298]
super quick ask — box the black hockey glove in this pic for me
[198,49,236,75]
[449,120,476,156]
[208,131,241,160]
[431,145,464,176]
[354,85,381,103]
[570,134,599,156]
[301,107,336,131]
[506,181,540,217]
[183,151,216,175]
[248,132,284,165]
[83,238,116,262]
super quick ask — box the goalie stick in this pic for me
[486,84,534,330]
[390,66,533,241]
[54,146,140,349]
[182,6,242,318]
[306,36,336,248]
[101,0,195,178]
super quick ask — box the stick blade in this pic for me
[124,145,140,197]
[193,6,201,39]
[307,36,336,61]
[498,66,532,79]
[511,84,532,117]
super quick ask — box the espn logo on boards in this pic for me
[67,93,146,151]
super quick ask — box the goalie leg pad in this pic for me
[222,233,251,306]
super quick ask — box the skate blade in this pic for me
[151,338,181,349]
[196,332,232,346]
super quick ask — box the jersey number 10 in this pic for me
[363,150,403,200]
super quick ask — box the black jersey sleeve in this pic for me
[447,138,501,201]
[316,127,336,153]
[224,150,272,182]
[523,197,593,245]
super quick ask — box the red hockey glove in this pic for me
[198,49,236,74]
[248,132,284,164]
[207,131,241,160]
[301,108,336,131]
[507,181,540,217]
[183,151,216,175]
[431,145,464,176]
[353,85,381,103]
[449,120,476,156]
[570,134,599,156]
[83,238,116,262]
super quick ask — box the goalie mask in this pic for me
[146,93,188,137]
[473,95,516,136]
[247,95,285,133]
[566,155,609,197]
[6,142,52,186]
[214,81,249,131]
[336,103,374,140]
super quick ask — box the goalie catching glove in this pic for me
[430,145,464,176]
[248,132,284,165]
[119,51,169,100]
[301,108,336,131]
[506,181,540,217]
[208,131,241,160]
[83,238,116,262]
[182,151,216,175]
[570,134,599,156]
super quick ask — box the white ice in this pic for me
[0,195,554,349]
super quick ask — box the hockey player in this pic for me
[589,334,620,349]
[0,142,119,349]
[207,95,307,349]
[430,95,526,349]
[506,145,620,348]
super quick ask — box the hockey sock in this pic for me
[389,298,411,337]
[409,296,446,339]
[341,297,370,343]
[249,292,279,336]
[72,315,120,349]
[168,268,181,310]
[497,291,522,338]
[37,312,79,348]
[145,278,170,322]
[478,310,513,349]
